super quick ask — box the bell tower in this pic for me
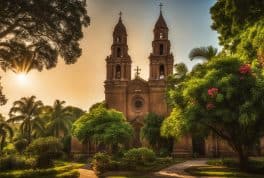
[105,12,131,115]
[106,12,131,82]
[149,4,173,82]
[148,4,174,116]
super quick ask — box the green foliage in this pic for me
[91,152,111,174]
[13,139,28,154]
[72,107,133,152]
[189,46,218,61]
[165,56,264,170]
[0,163,83,178]
[141,113,172,155]
[208,158,264,174]
[236,19,264,60]
[161,107,187,139]
[8,96,44,143]
[0,155,36,171]
[123,147,156,167]
[89,101,106,112]
[141,113,163,148]
[0,0,90,74]
[44,100,75,138]
[210,0,264,50]
[26,137,63,168]
[0,117,13,155]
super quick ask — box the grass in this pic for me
[0,161,85,178]
[186,166,264,178]
[102,158,184,178]
[186,157,264,178]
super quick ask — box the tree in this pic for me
[141,113,172,154]
[210,0,264,51]
[26,137,63,168]
[8,96,44,143]
[0,116,13,155]
[45,100,75,138]
[189,46,218,61]
[72,106,134,153]
[0,0,90,73]
[163,57,264,170]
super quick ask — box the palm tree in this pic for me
[189,46,218,61]
[167,63,188,89]
[8,96,44,143]
[45,100,74,138]
[0,116,13,155]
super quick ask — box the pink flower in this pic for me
[208,87,219,97]
[206,103,215,110]
[239,64,251,74]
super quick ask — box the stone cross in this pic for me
[134,66,141,78]
[159,3,163,12]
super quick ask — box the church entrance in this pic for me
[192,135,205,156]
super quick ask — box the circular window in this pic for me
[134,100,143,109]
[132,97,144,111]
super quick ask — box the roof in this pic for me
[114,16,127,35]
[154,12,168,29]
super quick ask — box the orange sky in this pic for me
[0,0,219,116]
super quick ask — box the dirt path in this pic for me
[153,159,208,178]
[78,165,98,178]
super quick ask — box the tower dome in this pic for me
[114,12,127,35]
[154,11,168,29]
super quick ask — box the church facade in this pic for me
[104,10,173,147]
[72,9,264,157]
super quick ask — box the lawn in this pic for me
[186,166,264,178]
[0,161,85,178]
[186,157,264,178]
[102,158,184,178]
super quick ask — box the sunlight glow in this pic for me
[16,73,29,86]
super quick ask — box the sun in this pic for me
[16,73,29,85]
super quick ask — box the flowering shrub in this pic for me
[206,103,215,110]
[207,87,219,97]
[239,64,251,74]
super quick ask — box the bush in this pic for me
[0,155,36,171]
[14,139,28,154]
[3,144,17,155]
[91,152,111,174]
[123,147,156,167]
[26,137,63,168]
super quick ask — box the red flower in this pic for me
[239,64,251,74]
[208,87,219,97]
[206,103,215,110]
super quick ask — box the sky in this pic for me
[0,0,219,116]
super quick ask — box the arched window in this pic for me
[159,64,165,79]
[117,36,121,43]
[159,32,163,39]
[117,47,121,57]
[159,44,164,55]
[115,65,121,79]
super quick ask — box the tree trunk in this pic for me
[0,136,5,156]
[238,151,249,171]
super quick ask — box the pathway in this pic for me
[78,159,211,178]
[153,159,208,178]
[79,164,98,178]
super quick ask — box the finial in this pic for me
[134,66,141,78]
[159,3,163,13]
[119,11,122,20]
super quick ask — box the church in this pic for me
[104,9,173,147]
[71,7,264,157]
